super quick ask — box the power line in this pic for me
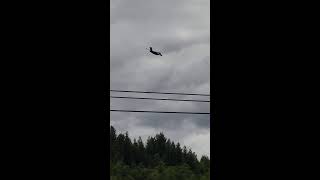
[110,109,210,114]
[110,96,210,102]
[110,89,210,97]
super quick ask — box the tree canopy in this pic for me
[110,126,210,180]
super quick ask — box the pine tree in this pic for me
[170,141,177,164]
[137,137,145,165]
[165,139,172,165]
[116,133,126,162]
[200,155,210,174]
[182,146,188,164]
[124,132,133,165]
[175,143,183,164]
[155,132,167,159]
[109,126,210,179]
[110,126,117,162]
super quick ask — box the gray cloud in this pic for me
[110,0,210,158]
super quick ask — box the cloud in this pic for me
[110,0,210,158]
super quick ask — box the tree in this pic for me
[137,137,145,165]
[110,126,117,162]
[175,143,183,164]
[109,126,210,179]
[154,132,167,158]
[182,146,188,163]
[200,155,210,174]
[170,141,177,164]
[116,133,126,162]
[123,132,133,165]
[165,139,173,165]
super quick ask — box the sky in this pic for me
[110,0,210,158]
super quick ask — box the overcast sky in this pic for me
[110,0,210,158]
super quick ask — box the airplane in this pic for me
[147,47,162,56]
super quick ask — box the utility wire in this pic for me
[110,109,210,114]
[110,89,210,97]
[110,96,210,102]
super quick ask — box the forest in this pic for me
[110,126,210,180]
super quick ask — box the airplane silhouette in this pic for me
[148,47,162,56]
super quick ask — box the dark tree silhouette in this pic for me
[110,126,210,179]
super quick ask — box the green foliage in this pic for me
[110,126,210,180]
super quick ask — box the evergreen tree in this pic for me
[109,126,210,179]
[137,137,145,165]
[124,132,133,165]
[182,146,188,163]
[165,139,172,165]
[170,141,177,164]
[110,126,117,162]
[155,132,166,158]
[175,143,183,164]
[116,133,126,162]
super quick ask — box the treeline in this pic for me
[110,126,210,180]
